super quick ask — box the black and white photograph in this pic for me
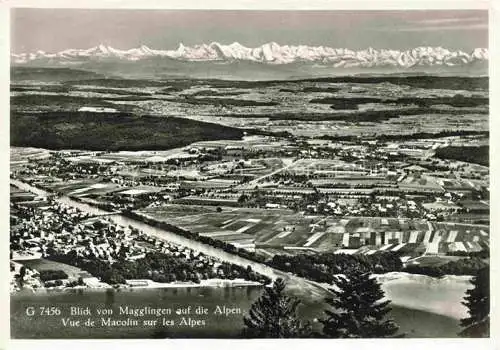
[7,5,492,341]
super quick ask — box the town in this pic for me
[10,129,489,292]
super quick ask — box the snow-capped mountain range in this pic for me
[12,42,488,69]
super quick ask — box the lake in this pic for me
[11,286,461,339]
[10,179,465,338]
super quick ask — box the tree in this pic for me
[19,266,26,279]
[242,278,311,338]
[18,265,27,287]
[460,267,490,337]
[321,271,400,338]
[238,194,249,204]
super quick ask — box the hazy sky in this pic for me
[11,9,488,53]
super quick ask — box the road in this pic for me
[235,158,300,190]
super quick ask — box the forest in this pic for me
[435,145,489,166]
[10,112,244,151]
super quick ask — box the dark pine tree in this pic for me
[321,271,400,338]
[242,278,311,338]
[460,267,490,337]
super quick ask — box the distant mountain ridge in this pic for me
[12,42,488,67]
[11,42,489,79]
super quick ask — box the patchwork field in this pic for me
[137,206,327,252]
[136,205,489,258]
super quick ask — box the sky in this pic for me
[11,9,488,53]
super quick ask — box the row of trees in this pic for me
[48,250,270,286]
[318,130,488,143]
[270,252,402,283]
[269,251,488,281]
[242,266,490,338]
[402,257,488,278]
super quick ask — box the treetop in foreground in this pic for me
[321,271,400,338]
[460,267,490,337]
[242,278,312,338]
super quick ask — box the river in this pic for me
[11,179,467,338]
[11,178,328,299]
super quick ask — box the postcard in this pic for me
[4,2,494,347]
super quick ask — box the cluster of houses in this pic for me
[10,186,248,291]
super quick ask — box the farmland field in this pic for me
[135,205,489,258]
[41,179,122,197]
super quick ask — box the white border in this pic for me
[0,1,497,350]
[0,0,492,9]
